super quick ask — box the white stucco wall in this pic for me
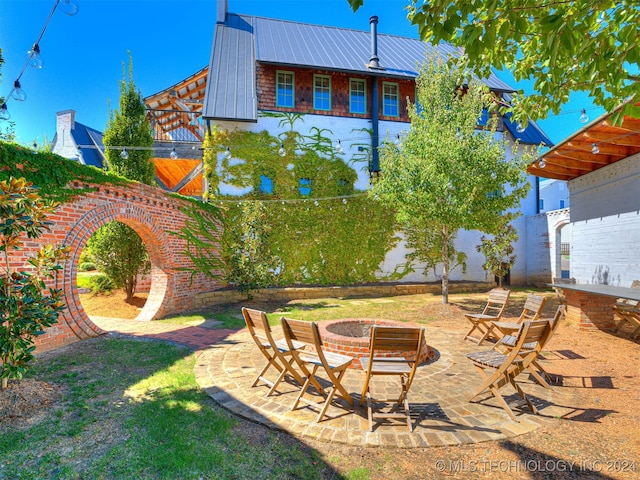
[568,153,640,286]
[212,115,540,285]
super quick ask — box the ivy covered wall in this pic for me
[203,118,403,287]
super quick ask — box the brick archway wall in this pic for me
[26,181,222,352]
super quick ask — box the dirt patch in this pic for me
[79,291,148,319]
[0,379,64,429]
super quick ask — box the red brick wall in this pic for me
[256,64,414,123]
[564,289,617,330]
[11,181,223,353]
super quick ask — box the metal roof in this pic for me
[203,13,516,122]
[529,100,640,181]
[73,122,105,168]
[503,112,553,147]
[204,14,257,122]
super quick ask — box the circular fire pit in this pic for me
[318,318,435,369]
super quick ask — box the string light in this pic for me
[335,140,343,154]
[538,159,546,168]
[278,143,286,157]
[120,148,129,160]
[208,192,368,205]
[223,146,232,160]
[0,0,80,122]
[170,147,178,160]
[591,143,600,154]
[11,81,27,102]
[0,103,10,121]
[579,109,590,123]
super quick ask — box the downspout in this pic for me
[371,79,379,174]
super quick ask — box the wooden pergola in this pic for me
[529,100,640,181]
[144,67,208,197]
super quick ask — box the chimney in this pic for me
[216,0,228,24]
[367,16,384,70]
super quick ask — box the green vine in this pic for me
[0,141,130,202]
[201,116,405,286]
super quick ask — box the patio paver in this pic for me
[92,316,575,449]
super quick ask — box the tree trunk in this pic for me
[1,376,7,390]
[441,226,449,304]
[124,275,136,302]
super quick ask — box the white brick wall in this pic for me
[569,153,640,286]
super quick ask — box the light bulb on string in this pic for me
[395,134,401,146]
[120,148,129,160]
[11,80,27,102]
[57,0,79,16]
[538,159,546,168]
[342,197,347,204]
[314,200,319,206]
[223,146,232,160]
[591,143,600,154]
[515,122,525,133]
[170,147,178,160]
[579,109,589,124]
[27,44,43,69]
[0,103,10,121]
[335,140,343,154]
[278,143,286,157]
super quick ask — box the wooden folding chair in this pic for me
[241,307,305,396]
[463,288,511,345]
[467,319,550,422]
[492,293,547,339]
[493,305,566,388]
[280,317,354,423]
[614,305,640,339]
[359,326,425,432]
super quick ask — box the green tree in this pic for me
[87,222,150,301]
[93,53,154,301]
[102,53,155,184]
[348,0,640,124]
[0,177,69,389]
[476,220,519,287]
[371,56,531,303]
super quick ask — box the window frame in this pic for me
[276,70,295,108]
[313,74,332,111]
[382,82,399,117]
[349,78,367,114]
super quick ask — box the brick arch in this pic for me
[27,181,222,352]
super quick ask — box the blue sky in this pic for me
[1,0,603,148]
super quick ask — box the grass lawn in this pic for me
[0,337,327,479]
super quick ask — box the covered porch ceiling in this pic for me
[144,67,208,143]
[528,100,640,181]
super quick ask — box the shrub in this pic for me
[0,177,69,389]
[89,274,115,294]
[79,262,97,272]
